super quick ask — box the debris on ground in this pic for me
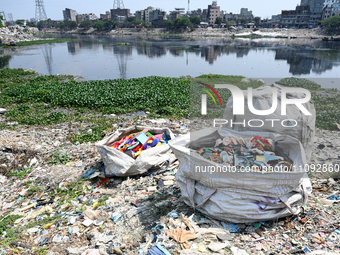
[0,116,339,254]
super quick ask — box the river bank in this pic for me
[48,27,334,39]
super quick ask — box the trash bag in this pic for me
[169,128,312,223]
[96,126,177,176]
[222,84,316,162]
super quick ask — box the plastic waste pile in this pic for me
[196,135,293,171]
[108,129,171,159]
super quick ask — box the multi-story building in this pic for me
[76,14,85,24]
[331,1,340,16]
[323,0,340,18]
[295,5,310,27]
[280,10,297,27]
[189,9,202,17]
[207,1,220,25]
[280,4,311,28]
[169,12,180,21]
[300,0,324,27]
[111,8,130,19]
[85,13,98,20]
[202,9,208,22]
[144,7,154,23]
[240,8,252,16]
[271,14,282,23]
[323,5,333,19]
[63,8,78,22]
[135,10,145,21]
[100,11,110,20]
[135,7,166,23]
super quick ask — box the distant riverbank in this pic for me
[42,27,334,39]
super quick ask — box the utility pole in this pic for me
[113,0,125,9]
[8,13,13,25]
[35,0,48,21]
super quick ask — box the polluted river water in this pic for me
[1,35,340,88]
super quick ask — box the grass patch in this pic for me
[115,42,129,46]
[48,151,70,166]
[277,77,321,90]
[8,168,31,179]
[277,77,340,130]
[0,38,77,48]
[68,124,112,144]
[1,74,190,117]
[1,68,340,132]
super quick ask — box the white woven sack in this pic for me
[223,84,316,162]
[169,128,312,223]
[96,126,176,176]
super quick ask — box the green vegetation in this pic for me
[215,17,223,27]
[0,214,61,250]
[0,215,23,236]
[1,67,340,141]
[276,77,321,90]
[1,74,190,116]
[68,124,113,144]
[29,185,40,193]
[115,42,129,46]
[163,16,203,30]
[277,77,340,130]
[8,168,31,179]
[16,19,25,26]
[48,151,70,166]
[79,20,93,30]
[0,13,3,27]
[321,16,340,34]
[226,20,236,29]
[0,38,76,48]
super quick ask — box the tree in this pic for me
[37,20,47,30]
[321,16,340,33]
[104,20,115,30]
[80,20,93,30]
[240,19,247,26]
[26,22,36,27]
[0,13,3,27]
[226,20,235,29]
[126,17,136,23]
[133,19,146,28]
[94,20,105,30]
[163,20,174,29]
[215,17,222,26]
[189,16,201,25]
[16,19,25,26]
[173,17,191,30]
[254,17,261,27]
[64,21,77,30]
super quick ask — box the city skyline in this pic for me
[2,0,302,21]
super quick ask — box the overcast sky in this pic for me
[2,0,301,21]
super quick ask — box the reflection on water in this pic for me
[1,35,340,81]
[0,55,11,69]
[42,44,53,75]
[64,36,340,76]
